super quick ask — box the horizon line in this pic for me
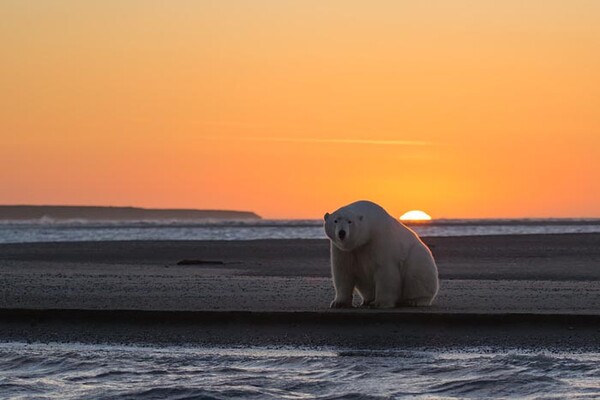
[0,205,598,220]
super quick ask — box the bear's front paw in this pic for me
[330,299,352,309]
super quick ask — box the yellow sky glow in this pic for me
[1,1,599,218]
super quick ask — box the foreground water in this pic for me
[0,342,598,399]
[1,218,600,243]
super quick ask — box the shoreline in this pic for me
[1,308,599,350]
[0,234,599,348]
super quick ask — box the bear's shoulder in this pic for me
[341,200,389,218]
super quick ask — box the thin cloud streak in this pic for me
[203,136,433,146]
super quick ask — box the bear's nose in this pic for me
[338,230,346,240]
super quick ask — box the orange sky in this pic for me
[1,1,599,219]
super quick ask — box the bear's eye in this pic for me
[334,219,338,224]
[348,220,352,224]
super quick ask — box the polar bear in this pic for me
[324,200,439,308]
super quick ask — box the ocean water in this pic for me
[0,343,598,399]
[1,218,600,243]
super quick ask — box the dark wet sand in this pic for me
[0,234,599,349]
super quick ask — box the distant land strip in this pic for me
[0,206,261,221]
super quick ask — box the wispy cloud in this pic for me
[202,136,432,146]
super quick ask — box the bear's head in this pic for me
[323,209,368,251]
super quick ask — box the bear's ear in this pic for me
[324,212,330,221]
[358,215,363,221]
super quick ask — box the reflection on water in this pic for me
[0,342,598,399]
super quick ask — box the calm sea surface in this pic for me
[0,343,599,399]
[1,218,600,243]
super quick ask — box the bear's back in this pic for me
[349,201,424,244]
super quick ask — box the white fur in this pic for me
[324,200,439,309]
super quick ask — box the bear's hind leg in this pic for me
[355,285,375,307]
[369,264,401,309]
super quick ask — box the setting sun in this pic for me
[400,210,432,222]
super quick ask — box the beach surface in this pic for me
[0,234,599,349]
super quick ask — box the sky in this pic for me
[1,1,599,219]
